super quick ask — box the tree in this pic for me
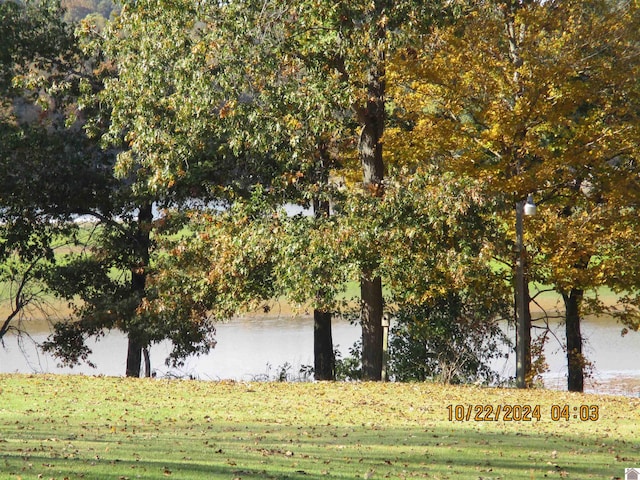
[386,0,640,391]
[336,169,508,379]
[220,0,469,381]
[344,0,387,381]
[0,0,226,377]
[261,0,466,380]
[192,0,350,380]
[92,0,318,375]
[97,0,352,380]
[0,0,116,342]
[100,0,482,382]
[61,0,118,26]
[97,0,520,385]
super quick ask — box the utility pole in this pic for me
[515,195,535,388]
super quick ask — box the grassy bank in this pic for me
[0,375,638,479]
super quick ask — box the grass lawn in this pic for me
[0,375,638,479]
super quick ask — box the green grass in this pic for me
[1,375,638,479]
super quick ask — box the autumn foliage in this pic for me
[2,0,640,389]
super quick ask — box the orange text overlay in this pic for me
[446,404,600,422]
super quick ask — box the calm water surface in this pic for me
[1,314,638,396]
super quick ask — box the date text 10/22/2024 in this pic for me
[447,404,600,422]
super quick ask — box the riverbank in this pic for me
[1,374,638,479]
[1,280,623,322]
[3,310,640,397]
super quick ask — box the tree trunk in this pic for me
[143,347,152,378]
[563,289,584,392]
[314,309,334,380]
[126,335,143,377]
[361,275,384,380]
[312,145,335,381]
[357,7,386,381]
[125,202,153,378]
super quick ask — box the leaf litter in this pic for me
[0,375,638,479]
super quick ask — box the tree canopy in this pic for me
[386,0,640,390]
[2,0,640,389]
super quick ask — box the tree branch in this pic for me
[0,257,40,340]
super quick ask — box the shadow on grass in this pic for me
[1,421,636,480]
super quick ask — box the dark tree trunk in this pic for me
[126,336,143,378]
[125,202,153,378]
[143,347,152,378]
[312,145,335,381]
[361,275,384,380]
[563,289,584,392]
[357,10,386,381]
[314,309,334,380]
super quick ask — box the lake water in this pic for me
[1,314,639,397]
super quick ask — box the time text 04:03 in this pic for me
[446,404,600,422]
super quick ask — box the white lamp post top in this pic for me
[524,193,537,216]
